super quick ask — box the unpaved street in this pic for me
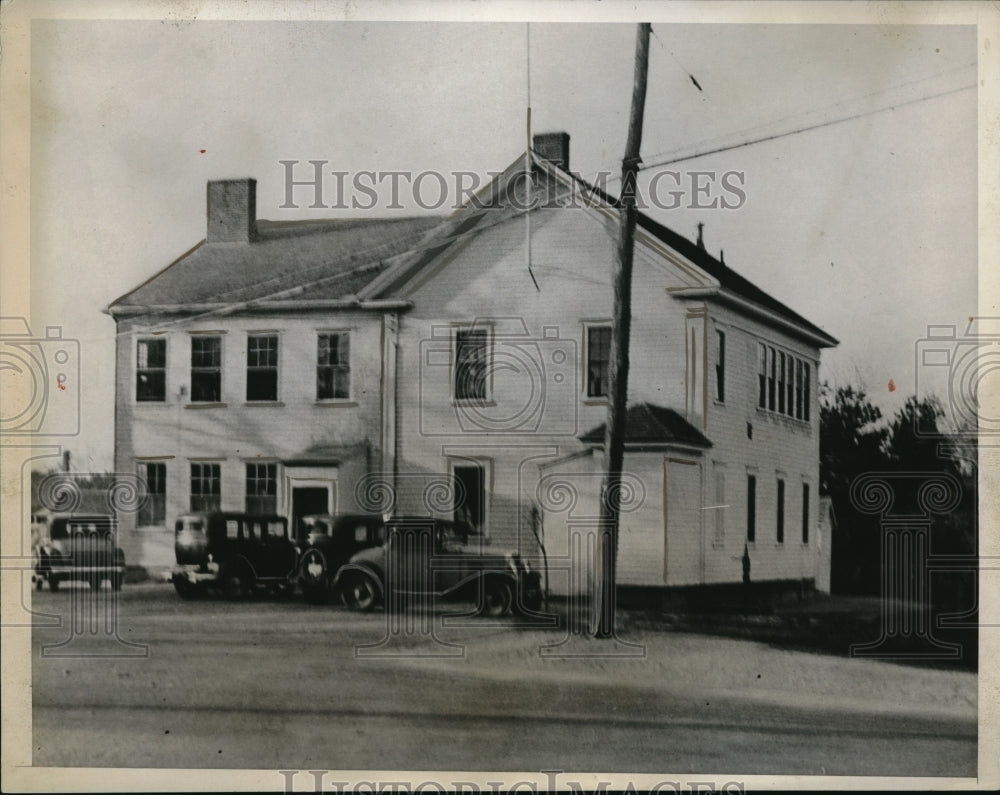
[30,584,976,777]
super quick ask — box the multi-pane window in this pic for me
[777,352,786,414]
[757,341,812,422]
[454,328,488,401]
[776,478,785,544]
[453,462,486,534]
[802,483,810,544]
[586,325,612,398]
[714,469,726,542]
[190,463,221,513]
[715,330,725,403]
[746,474,757,543]
[191,336,222,403]
[317,332,350,400]
[758,343,767,408]
[246,334,278,401]
[769,348,778,410]
[245,463,277,515]
[137,462,166,526]
[136,338,166,401]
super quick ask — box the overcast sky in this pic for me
[24,13,980,472]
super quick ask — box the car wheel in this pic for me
[173,576,199,600]
[340,572,378,612]
[518,582,543,614]
[480,577,513,618]
[220,563,251,600]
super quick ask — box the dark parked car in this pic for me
[296,513,388,603]
[171,512,297,599]
[33,513,125,592]
[333,517,542,617]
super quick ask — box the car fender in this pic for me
[298,547,329,579]
[332,562,384,598]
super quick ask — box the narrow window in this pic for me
[747,474,756,543]
[190,463,221,513]
[802,483,810,544]
[137,462,166,526]
[786,357,795,415]
[795,358,803,419]
[803,363,811,421]
[586,325,612,398]
[136,338,166,402]
[758,343,767,408]
[778,352,786,414]
[245,462,277,515]
[453,463,486,534]
[246,334,278,401]
[767,347,776,410]
[317,332,350,400]
[191,336,222,403]
[455,328,488,401]
[715,330,726,403]
[714,470,726,542]
[776,478,785,544]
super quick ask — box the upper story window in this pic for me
[454,328,489,402]
[758,341,811,421]
[136,338,166,402]
[586,325,612,399]
[714,330,725,403]
[191,336,222,403]
[246,334,278,402]
[317,332,350,400]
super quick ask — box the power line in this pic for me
[639,82,974,173]
[641,60,975,168]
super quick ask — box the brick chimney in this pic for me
[207,178,257,244]
[532,132,570,171]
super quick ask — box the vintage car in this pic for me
[333,517,543,617]
[33,513,125,592]
[296,513,388,603]
[171,512,297,599]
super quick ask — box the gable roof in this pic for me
[364,150,837,348]
[108,216,442,314]
[579,403,712,449]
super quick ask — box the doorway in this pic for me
[292,487,329,544]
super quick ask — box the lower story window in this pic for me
[245,463,278,515]
[137,462,166,526]
[452,462,486,534]
[190,463,221,513]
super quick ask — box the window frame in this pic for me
[245,462,278,515]
[449,457,491,537]
[316,330,352,402]
[190,462,221,513]
[583,322,612,401]
[246,333,279,403]
[136,461,167,526]
[714,329,725,403]
[746,473,757,544]
[136,337,167,402]
[755,340,814,424]
[776,477,785,544]
[801,482,811,544]
[190,334,223,404]
[452,325,492,404]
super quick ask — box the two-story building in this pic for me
[108,133,837,594]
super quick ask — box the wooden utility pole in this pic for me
[590,22,651,639]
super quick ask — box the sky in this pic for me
[19,11,981,472]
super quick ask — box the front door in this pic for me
[292,487,329,544]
